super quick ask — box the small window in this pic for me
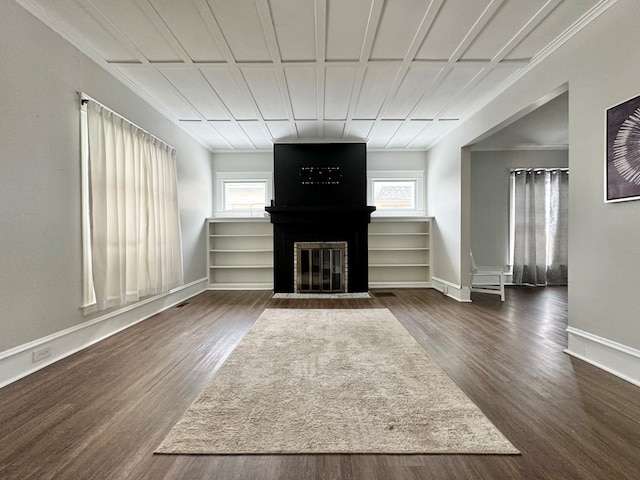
[372,180,416,210]
[223,181,267,214]
[368,170,425,216]
[214,172,272,217]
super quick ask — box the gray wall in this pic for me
[427,0,640,351]
[0,2,213,353]
[470,150,568,268]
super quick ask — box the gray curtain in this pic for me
[511,169,568,285]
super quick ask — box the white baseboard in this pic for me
[207,283,273,290]
[431,277,471,302]
[368,281,433,289]
[0,277,208,389]
[565,327,640,388]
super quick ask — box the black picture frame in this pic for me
[606,93,640,203]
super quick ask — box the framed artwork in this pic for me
[606,94,640,202]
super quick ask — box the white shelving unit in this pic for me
[368,216,432,288]
[206,216,432,291]
[207,217,273,290]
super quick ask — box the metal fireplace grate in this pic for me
[295,242,347,293]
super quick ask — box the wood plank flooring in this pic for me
[1,287,639,479]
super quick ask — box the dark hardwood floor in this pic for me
[1,287,639,479]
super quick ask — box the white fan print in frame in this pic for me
[606,93,640,202]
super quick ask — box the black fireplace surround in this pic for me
[265,143,376,293]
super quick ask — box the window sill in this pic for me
[371,210,427,218]
[212,212,270,218]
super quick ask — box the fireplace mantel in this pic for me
[265,205,376,223]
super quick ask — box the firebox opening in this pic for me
[295,242,347,293]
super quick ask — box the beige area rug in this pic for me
[155,308,519,455]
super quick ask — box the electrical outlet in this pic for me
[32,347,51,363]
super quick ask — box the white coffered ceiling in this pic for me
[18,0,611,151]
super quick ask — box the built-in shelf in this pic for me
[368,216,432,288]
[207,217,273,290]
[207,216,433,291]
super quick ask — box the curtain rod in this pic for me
[509,168,569,172]
[78,92,175,152]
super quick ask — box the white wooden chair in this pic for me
[470,252,506,301]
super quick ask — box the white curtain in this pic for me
[511,168,568,286]
[86,100,183,310]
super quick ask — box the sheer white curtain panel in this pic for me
[86,100,183,311]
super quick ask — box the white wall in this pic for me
[426,139,466,294]
[470,150,568,267]
[213,151,273,174]
[212,150,427,173]
[367,150,427,172]
[0,2,212,357]
[427,0,640,383]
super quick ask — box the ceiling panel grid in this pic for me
[16,0,618,151]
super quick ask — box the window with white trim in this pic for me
[214,172,272,217]
[373,180,416,210]
[368,170,425,215]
